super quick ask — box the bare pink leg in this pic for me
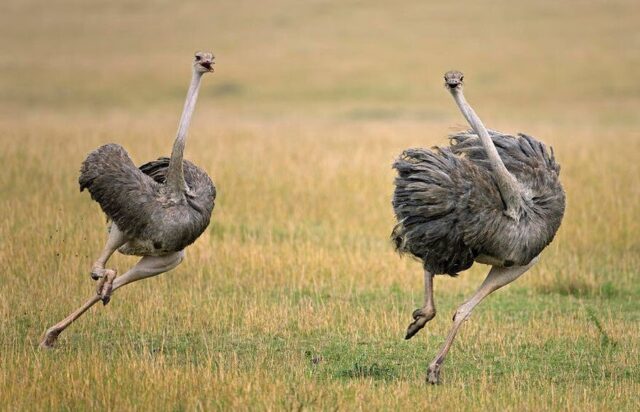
[406,269,436,339]
[90,224,127,280]
[426,257,538,384]
[39,251,185,349]
[95,268,117,305]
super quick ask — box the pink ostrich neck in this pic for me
[449,86,522,218]
[166,69,204,193]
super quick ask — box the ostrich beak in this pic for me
[445,80,462,89]
[201,61,214,72]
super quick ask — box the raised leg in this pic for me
[90,224,127,280]
[426,257,538,384]
[39,251,185,349]
[406,269,436,339]
[111,251,184,292]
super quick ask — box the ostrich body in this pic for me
[79,151,214,257]
[392,71,565,384]
[40,52,216,348]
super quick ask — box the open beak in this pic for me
[201,61,214,72]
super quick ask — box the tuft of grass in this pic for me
[585,306,617,349]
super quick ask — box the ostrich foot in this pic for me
[39,327,60,349]
[90,265,108,280]
[405,308,436,340]
[95,269,117,305]
[426,363,441,385]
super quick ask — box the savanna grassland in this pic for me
[1,0,639,410]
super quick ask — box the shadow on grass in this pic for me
[336,359,398,381]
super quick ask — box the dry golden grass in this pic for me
[1,0,639,410]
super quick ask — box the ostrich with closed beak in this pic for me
[392,71,565,383]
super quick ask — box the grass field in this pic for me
[1,0,639,410]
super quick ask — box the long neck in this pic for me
[449,87,522,217]
[166,69,203,193]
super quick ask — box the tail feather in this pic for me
[449,130,561,179]
[138,157,170,183]
[391,147,476,275]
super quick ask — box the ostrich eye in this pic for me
[195,55,201,61]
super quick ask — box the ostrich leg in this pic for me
[110,251,184,292]
[95,268,117,305]
[426,257,538,384]
[90,224,126,280]
[39,251,184,349]
[406,270,436,339]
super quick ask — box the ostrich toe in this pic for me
[427,363,441,385]
[39,327,60,349]
[95,269,117,305]
[405,307,436,340]
[91,266,107,280]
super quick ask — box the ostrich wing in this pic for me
[79,144,160,240]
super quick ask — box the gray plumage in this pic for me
[76,51,217,258]
[79,145,215,256]
[39,52,217,350]
[392,70,566,385]
[392,130,565,276]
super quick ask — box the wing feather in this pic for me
[79,144,159,239]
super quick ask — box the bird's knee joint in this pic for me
[412,306,436,321]
[424,307,436,321]
[452,307,471,322]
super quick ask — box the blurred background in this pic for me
[2,0,638,121]
[1,0,638,409]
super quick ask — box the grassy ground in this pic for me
[1,0,639,410]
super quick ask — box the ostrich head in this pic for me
[194,51,215,74]
[444,70,464,89]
